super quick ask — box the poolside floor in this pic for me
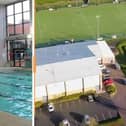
[0,112,31,126]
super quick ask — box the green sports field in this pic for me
[36,3,126,46]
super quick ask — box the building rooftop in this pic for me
[36,41,98,65]
[36,40,114,85]
[36,40,114,66]
[36,56,101,85]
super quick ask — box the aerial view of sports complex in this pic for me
[35,0,126,126]
[0,0,32,126]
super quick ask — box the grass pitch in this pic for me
[36,3,126,46]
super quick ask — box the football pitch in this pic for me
[36,3,126,46]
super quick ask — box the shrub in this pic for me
[105,84,117,95]
[35,101,43,109]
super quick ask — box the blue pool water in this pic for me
[0,71,32,119]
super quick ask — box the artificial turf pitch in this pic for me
[36,3,126,45]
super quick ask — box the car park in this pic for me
[48,103,55,112]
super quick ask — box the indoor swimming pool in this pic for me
[0,70,32,119]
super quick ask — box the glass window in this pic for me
[7,5,14,16]
[15,3,22,14]
[24,23,30,34]
[7,16,14,24]
[15,24,23,34]
[15,14,22,24]
[23,12,30,23]
[23,0,30,12]
[7,1,31,36]
[8,25,14,35]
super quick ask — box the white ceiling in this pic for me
[0,0,23,5]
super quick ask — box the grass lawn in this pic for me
[36,3,126,47]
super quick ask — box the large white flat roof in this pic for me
[36,40,114,66]
[36,57,101,85]
[36,40,114,85]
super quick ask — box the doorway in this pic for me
[8,39,27,67]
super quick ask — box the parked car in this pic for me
[87,95,94,102]
[48,103,55,112]
[99,64,106,70]
[59,119,70,126]
[103,74,110,80]
[102,69,111,74]
[122,78,126,85]
[103,78,113,85]
[84,115,91,125]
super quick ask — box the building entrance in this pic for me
[7,38,31,67]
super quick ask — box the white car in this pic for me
[84,115,91,125]
[99,64,106,70]
[87,95,94,102]
[48,103,55,112]
[102,69,111,74]
[61,119,70,126]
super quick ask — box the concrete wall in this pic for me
[35,75,101,102]
[0,5,7,66]
[36,86,47,101]
[84,75,100,91]
[65,78,83,95]
[47,82,65,99]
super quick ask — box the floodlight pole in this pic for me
[96,15,100,40]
